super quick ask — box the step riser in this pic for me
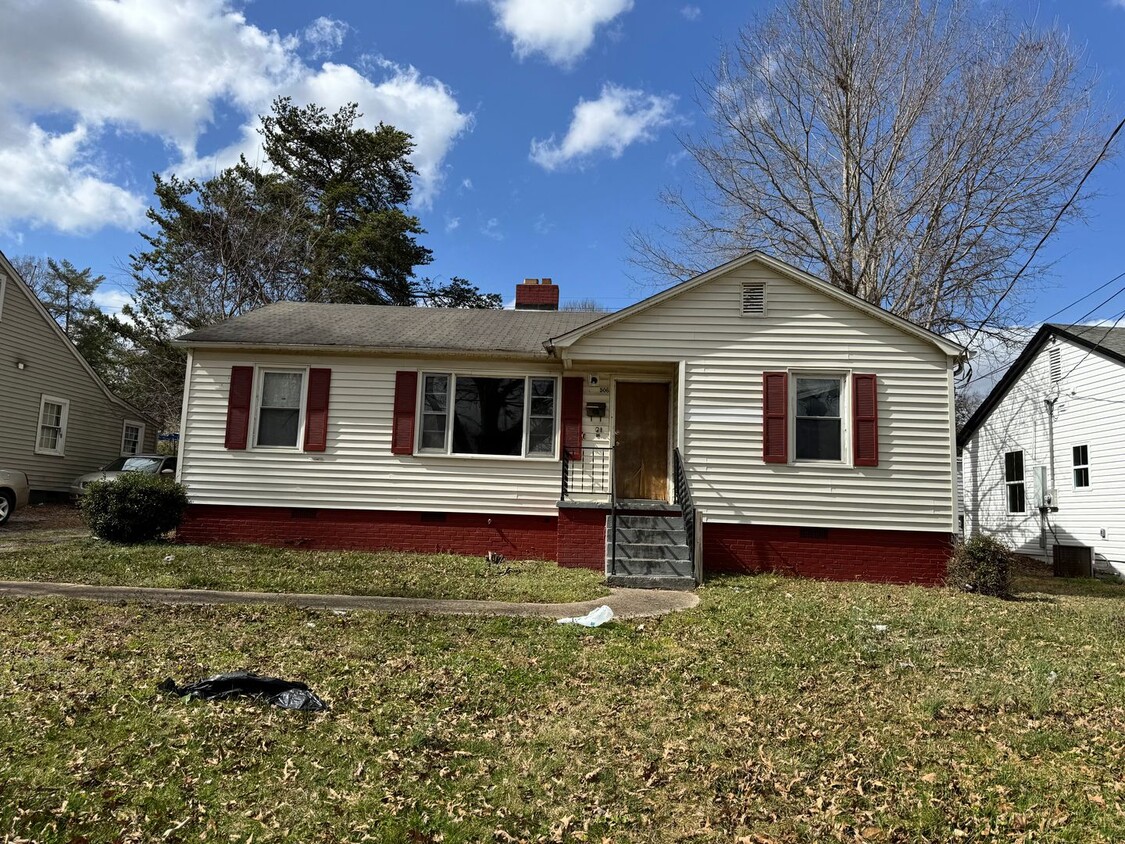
[610,528,687,545]
[608,515,685,532]
[608,543,690,562]
[606,574,696,591]
[607,559,694,578]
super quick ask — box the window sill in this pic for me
[413,451,559,463]
[34,448,65,458]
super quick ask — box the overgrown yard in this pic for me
[0,539,608,603]
[1,567,1124,842]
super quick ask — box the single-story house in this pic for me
[0,250,157,497]
[174,252,962,586]
[959,323,1125,577]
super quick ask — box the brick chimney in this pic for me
[514,277,559,311]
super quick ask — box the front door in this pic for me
[614,381,670,501]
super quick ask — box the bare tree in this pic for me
[630,0,1110,341]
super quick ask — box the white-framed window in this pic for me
[1073,444,1090,489]
[418,373,558,458]
[121,421,145,456]
[35,395,69,456]
[793,375,844,462]
[1004,450,1026,513]
[741,282,766,316]
[254,369,305,448]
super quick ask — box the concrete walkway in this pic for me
[0,580,699,619]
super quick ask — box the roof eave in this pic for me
[175,339,561,363]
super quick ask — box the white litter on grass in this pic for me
[163,555,174,562]
[557,605,615,628]
[873,624,889,633]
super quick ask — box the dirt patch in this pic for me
[5,502,85,532]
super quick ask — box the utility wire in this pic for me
[961,114,1125,356]
[1056,307,1125,384]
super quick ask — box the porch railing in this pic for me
[673,447,699,584]
[561,445,619,576]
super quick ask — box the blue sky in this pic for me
[1,0,1124,327]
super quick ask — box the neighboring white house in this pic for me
[0,250,157,496]
[959,323,1125,576]
[174,252,962,586]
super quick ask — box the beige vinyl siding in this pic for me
[180,353,576,515]
[565,263,957,532]
[962,337,1125,572]
[0,268,157,493]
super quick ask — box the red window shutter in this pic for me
[853,373,879,467]
[762,371,788,464]
[391,371,418,455]
[224,366,254,450]
[561,376,583,460]
[303,368,332,452]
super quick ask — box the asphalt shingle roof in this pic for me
[1050,323,1125,361]
[176,302,603,357]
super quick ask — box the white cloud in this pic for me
[530,84,677,171]
[680,5,702,21]
[480,218,504,240]
[0,0,469,231]
[445,215,461,232]
[480,0,633,66]
[93,287,134,318]
[303,17,349,59]
[0,122,145,233]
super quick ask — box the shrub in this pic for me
[80,472,189,543]
[947,535,1013,597]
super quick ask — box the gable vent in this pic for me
[741,282,766,316]
[1049,346,1062,383]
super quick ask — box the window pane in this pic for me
[795,418,842,461]
[795,379,840,418]
[1008,484,1026,513]
[42,402,62,427]
[123,425,140,454]
[424,375,449,412]
[527,416,554,455]
[452,377,525,456]
[530,396,554,417]
[39,428,59,451]
[1074,467,1090,488]
[1004,451,1023,482]
[261,372,302,408]
[1073,445,1088,466]
[420,414,447,450]
[257,408,299,446]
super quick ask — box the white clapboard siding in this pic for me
[565,263,956,532]
[182,354,586,515]
[962,336,1125,571]
[0,266,156,492]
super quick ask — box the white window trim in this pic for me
[35,395,70,457]
[789,371,850,466]
[1004,449,1026,514]
[1072,444,1090,490]
[415,372,560,460]
[121,420,146,456]
[250,366,308,451]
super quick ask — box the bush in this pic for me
[947,535,1013,597]
[80,472,189,543]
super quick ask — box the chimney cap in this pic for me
[523,277,540,285]
[541,277,553,285]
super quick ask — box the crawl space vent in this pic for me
[741,282,766,316]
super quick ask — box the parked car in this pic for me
[0,469,31,526]
[70,455,177,498]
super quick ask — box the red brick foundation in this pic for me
[702,523,952,585]
[178,505,558,560]
[556,507,608,570]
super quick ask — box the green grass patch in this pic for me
[1,572,1124,841]
[0,539,608,603]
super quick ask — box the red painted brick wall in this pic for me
[557,507,607,570]
[178,505,558,560]
[703,523,952,585]
[514,281,559,310]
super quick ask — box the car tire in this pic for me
[0,490,13,526]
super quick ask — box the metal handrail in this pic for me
[560,444,617,575]
[673,447,696,581]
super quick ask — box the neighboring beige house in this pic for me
[0,251,156,496]
[960,323,1125,577]
[175,252,962,587]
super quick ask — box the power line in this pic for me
[1056,308,1125,384]
[961,114,1125,356]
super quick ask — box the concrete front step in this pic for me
[610,527,688,545]
[607,557,694,578]
[606,574,696,591]
[609,513,685,532]
[607,541,690,561]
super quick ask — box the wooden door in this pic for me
[614,381,670,501]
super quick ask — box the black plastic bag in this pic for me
[159,671,328,712]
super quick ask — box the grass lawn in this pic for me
[1,567,1124,842]
[0,539,608,603]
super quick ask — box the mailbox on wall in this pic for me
[585,402,607,419]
